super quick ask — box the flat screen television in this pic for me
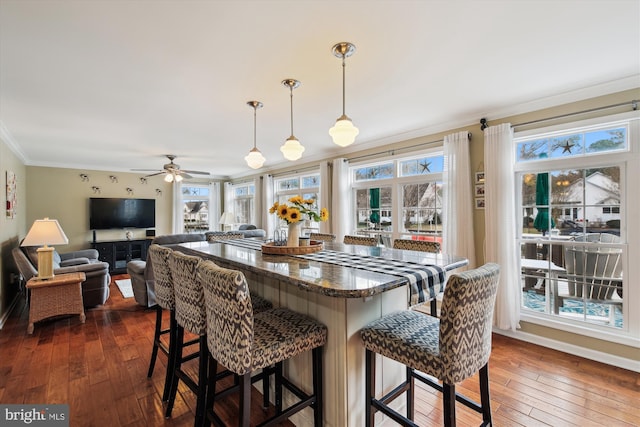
[89,198,155,230]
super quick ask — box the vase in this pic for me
[287,222,300,247]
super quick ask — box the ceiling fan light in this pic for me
[329,115,359,147]
[245,147,266,169]
[164,173,174,183]
[174,174,183,182]
[280,136,305,161]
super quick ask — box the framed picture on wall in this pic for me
[475,171,485,183]
[6,171,16,219]
[475,184,485,197]
[475,197,485,209]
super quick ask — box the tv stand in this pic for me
[92,239,151,274]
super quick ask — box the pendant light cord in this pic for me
[253,105,257,149]
[342,55,346,116]
[290,86,294,136]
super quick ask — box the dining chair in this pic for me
[360,263,500,427]
[343,235,377,246]
[309,232,337,242]
[199,260,327,426]
[205,232,245,242]
[146,244,199,403]
[393,238,441,253]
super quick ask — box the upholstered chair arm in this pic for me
[60,249,99,261]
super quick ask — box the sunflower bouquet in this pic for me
[269,196,329,224]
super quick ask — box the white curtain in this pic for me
[261,174,274,238]
[319,160,332,234]
[443,131,476,269]
[223,182,234,222]
[484,123,520,331]
[253,176,262,227]
[172,181,183,234]
[331,157,351,241]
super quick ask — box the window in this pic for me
[274,173,321,228]
[515,113,638,342]
[231,182,255,225]
[181,184,215,233]
[351,153,444,246]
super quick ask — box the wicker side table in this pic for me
[26,272,86,334]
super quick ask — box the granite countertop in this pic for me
[179,240,468,299]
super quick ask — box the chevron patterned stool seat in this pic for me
[360,263,500,427]
[343,235,377,246]
[199,260,327,427]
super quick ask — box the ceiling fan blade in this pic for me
[144,171,166,177]
[132,168,162,172]
[181,172,193,179]
[182,169,210,175]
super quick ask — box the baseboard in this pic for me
[493,328,640,373]
[0,293,22,330]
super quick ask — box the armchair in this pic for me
[126,233,206,307]
[12,246,111,307]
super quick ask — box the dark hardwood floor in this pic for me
[1,275,638,427]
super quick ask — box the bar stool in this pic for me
[165,251,274,426]
[309,232,337,242]
[393,239,442,315]
[198,260,327,427]
[360,263,500,427]
[147,244,199,403]
[343,235,377,246]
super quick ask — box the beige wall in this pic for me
[0,137,27,324]
[25,167,176,251]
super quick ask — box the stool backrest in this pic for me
[205,232,245,242]
[148,244,175,310]
[439,263,500,384]
[309,232,336,242]
[393,239,441,253]
[170,251,206,335]
[343,235,377,246]
[199,260,254,375]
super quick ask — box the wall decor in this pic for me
[155,189,162,196]
[475,198,485,209]
[126,187,134,195]
[475,171,485,184]
[6,171,17,219]
[109,175,118,183]
[475,184,485,197]
[139,177,147,184]
[79,173,89,181]
[92,186,101,194]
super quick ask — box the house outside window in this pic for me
[515,112,638,343]
[350,152,444,246]
[182,184,213,233]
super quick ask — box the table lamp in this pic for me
[218,212,235,231]
[21,218,69,279]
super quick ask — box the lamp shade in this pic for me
[245,147,266,169]
[21,218,69,247]
[329,115,359,147]
[218,212,235,225]
[164,173,174,183]
[280,136,305,161]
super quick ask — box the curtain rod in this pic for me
[480,100,638,130]
[346,132,471,163]
[269,164,322,178]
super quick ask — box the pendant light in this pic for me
[329,42,359,147]
[280,79,305,161]
[244,100,266,169]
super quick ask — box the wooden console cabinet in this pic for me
[92,239,151,274]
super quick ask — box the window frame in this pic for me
[514,111,639,346]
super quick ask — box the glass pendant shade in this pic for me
[164,173,174,183]
[245,100,265,169]
[330,42,358,147]
[174,174,183,182]
[280,136,305,161]
[245,147,266,169]
[329,114,359,147]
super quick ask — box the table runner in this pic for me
[220,238,446,305]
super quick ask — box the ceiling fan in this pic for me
[132,155,210,182]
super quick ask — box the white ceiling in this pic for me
[1,0,639,179]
